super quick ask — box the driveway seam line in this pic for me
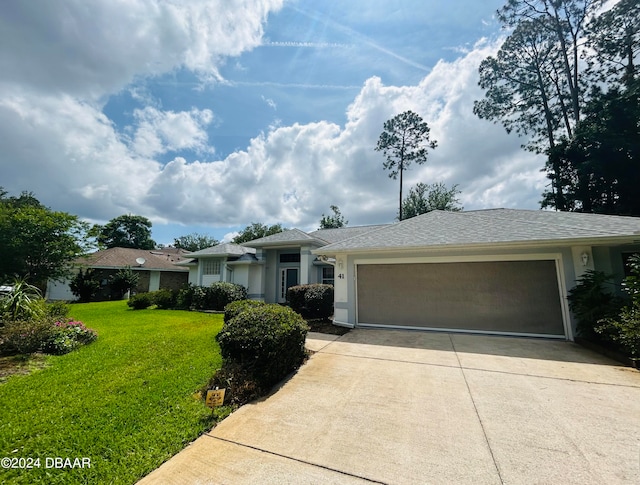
[205,434,389,484]
[317,351,640,388]
[449,334,505,485]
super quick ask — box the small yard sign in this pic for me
[206,388,226,408]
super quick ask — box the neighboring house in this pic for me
[46,247,190,301]
[312,209,640,341]
[181,225,388,303]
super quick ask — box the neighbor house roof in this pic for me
[241,229,323,248]
[184,243,256,258]
[76,247,189,271]
[313,209,640,254]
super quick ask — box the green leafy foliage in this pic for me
[232,222,284,244]
[0,190,92,289]
[152,289,177,309]
[69,268,101,302]
[401,182,463,219]
[173,233,219,252]
[92,214,156,249]
[223,299,266,323]
[216,304,309,389]
[287,284,334,319]
[0,279,45,321]
[189,282,248,311]
[596,255,640,357]
[567,270,624,339]
[110,266,139,299]
[127,292,154,310]
[41,320,98,355]
[319,205,348,229]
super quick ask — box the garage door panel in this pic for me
[357,261,565,336]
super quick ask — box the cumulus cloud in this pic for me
[130,107,214,158]
[0,1,547,234]
[0,0,285,99]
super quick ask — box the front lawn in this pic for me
[0,301,223,485]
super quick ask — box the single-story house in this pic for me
[312,209,640,341]
[179,226,388,302]
[46,247,190,301]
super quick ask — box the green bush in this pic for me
[190,282,247,311]
[223,299,266,323]
[287,284,334,319]
[175,284,196,310]
[596,254,640,357]
[69,268,101,302]
[0,318,55,355]
[216,304,309,389]
[46,301,70,320]
[0,279,45,321]
[567,270,624,339]
[152,289,177,309]
[286,285,307,314]
[127,293,154,310]
[42,320,98,355]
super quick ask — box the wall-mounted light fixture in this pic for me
[338,260,344,270]
[581,252,589,266]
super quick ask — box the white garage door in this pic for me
[356,260,565,337]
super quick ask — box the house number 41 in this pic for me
[338,273,345,279]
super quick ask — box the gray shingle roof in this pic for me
[308,224,391,244]
[314,209,640,253]
[185,244,256,257]
[242,228,320,247]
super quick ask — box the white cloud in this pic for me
[0,0,285,99]
[130,107,214,158]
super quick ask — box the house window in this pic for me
[279,253,301,263]
[322,266,335,285]
[202,259,221,275]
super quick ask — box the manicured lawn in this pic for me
[0,301,223,485]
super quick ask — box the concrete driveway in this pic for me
[139,329,640,484]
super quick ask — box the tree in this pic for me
[375,111,437,221]
[0,191,92,290]
[174,233,219,252]
[319,205,348,229]
[401,182,463,220]
[109,267,139,299]
[232,222,284,244]
[93,214,156,249]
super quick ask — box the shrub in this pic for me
[286,285,307,314]
[567,270,624,339]
[127,293,153,310]
[0,279,45,322]
[223,299,266,323]
[46,301,70,320]
[110,266,139,299]
[69,268,101,302]
[42,320,98,355]
[152,289,177,309]
[216,304,309,389]
[287,284,334,319]
[175,284,196,310]
[0,318,55,355]
[192,282,248,311]
[596,254,640,357]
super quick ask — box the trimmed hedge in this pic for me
[216,304,309,389]
[127,292,154,310]
[286,284,334,319]
[180,283,248,311]
[223,299,266,323]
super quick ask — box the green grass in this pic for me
[0,301,223,485]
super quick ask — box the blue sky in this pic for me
[0,0,548,246]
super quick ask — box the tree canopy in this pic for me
[173,233,219,252]
[475,0,640,214]
[401,182,463,220]
[92,214,156,249]
[319,205,348,229]
[232,222,284,244]
[0,189,92,289]
[375,110,437,221]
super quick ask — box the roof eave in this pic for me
[312,234,640,256]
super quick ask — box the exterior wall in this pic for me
[248,265,264,300]
[159,271,189,291]
[188,267,198,285]
[149,271,161,292]
[46,277,76,301]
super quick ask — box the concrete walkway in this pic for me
[138,329,640,484]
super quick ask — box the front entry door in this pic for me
[279,268,299,303]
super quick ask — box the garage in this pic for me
[356,260,566,337]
